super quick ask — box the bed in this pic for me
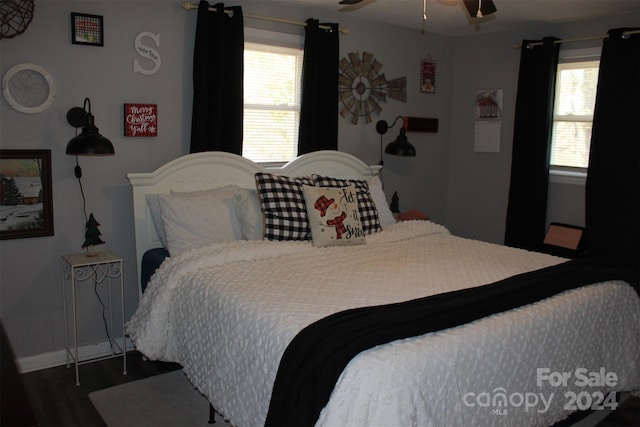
[126,150,640,427]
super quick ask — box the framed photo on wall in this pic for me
[0,150,54,240]
[71,12,104,46]
[420,56,436,93]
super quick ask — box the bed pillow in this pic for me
[235,187,264,240]
[145,193,168,248]
[302,185,365,247]
[158,187,242,255]
[255,172,313,241]
[312,175,382,234]
[367,175,397,227]
[169,185,243,239]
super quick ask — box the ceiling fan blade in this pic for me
[462,0,497,18]
[339,0,377,12]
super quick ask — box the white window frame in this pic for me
[549,47,601,185]
[243,28,304,165]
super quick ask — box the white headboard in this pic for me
[127,150,381,294]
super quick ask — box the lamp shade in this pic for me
[385,127,416,157]
[66,123,114,155]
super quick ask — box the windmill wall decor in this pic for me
[339,51,406,125]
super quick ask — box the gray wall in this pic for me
[1,1,195,367]
[0,0,453,366]
[447,13,640,243]
[0,1,636,366]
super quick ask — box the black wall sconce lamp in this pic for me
[376,115,416,165]
[66,97,114,255]
[66,97,114,180]
[66,98,115,157]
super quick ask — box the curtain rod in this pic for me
[181,2,350,34]
[514,29,640,49]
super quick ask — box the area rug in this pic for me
[89,370,232,427]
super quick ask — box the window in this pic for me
[550,50,600,171]
[243,42,303,163]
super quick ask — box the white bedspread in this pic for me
[127,221,640,427]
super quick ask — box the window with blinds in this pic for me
[242,42,303,163]
[550,59,600,170]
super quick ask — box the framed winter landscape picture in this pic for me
[0,150,54,240]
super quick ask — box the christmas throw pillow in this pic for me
[302,185,365,247]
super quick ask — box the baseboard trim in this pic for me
[17,337,135,373]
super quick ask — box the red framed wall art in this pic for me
[124,103,158,137]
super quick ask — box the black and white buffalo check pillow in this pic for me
[255,172,313,241]
[312,175,382,234]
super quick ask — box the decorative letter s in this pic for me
[134,32,161,75]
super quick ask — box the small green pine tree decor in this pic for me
[390,191,400,213]
[82,213,105,256]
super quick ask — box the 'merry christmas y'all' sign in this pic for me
[124,103,157,137]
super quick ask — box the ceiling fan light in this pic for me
[463,0,497,18]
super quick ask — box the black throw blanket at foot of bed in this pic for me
[264,257,638,427]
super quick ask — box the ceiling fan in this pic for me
[338,0,377,12]
[338,0,498,19]
[462,0,497,18]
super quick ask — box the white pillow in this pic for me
[145,193,168,248]
[368,175,397,227]
[159,187,242,255]
[169,186,243,239]
[302,184,365,247]
[235,187,264,240]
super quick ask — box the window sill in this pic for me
[259,161,288,168]
[550,169,586,186]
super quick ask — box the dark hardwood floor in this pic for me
[13,350,639,426]
[18,351,180,427]
[598,396,640,427]
[556,394,640,427]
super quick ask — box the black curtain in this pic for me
[298,19,339,155]
[504,37,560,250]
[190,1,243,154]
[585,28,640,281]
